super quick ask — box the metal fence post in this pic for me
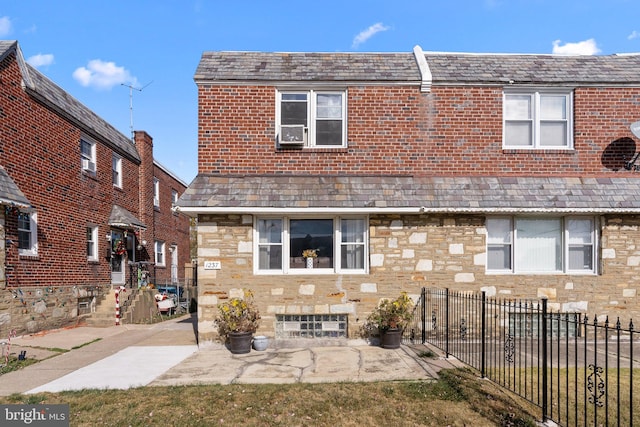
[421,287,426,344]
[481,291,486,378]
[445,288,450,358]
[541,297,548,423]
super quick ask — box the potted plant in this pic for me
[302,248,317,269]
[215,290,261,354]
[364,292,414,349]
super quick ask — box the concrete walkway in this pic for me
[0,314,462,395]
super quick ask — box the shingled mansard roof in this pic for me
[0,40,140,163]
[178,175,640,214]
[181,46,640,215]
[0,165,31,208]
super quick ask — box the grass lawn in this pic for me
[0,368,540,426]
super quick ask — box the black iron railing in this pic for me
[404,288,639,427]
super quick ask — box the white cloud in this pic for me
[628,30,639,40]
[72,59,138,90]
[352,22,390,49]
[27,53,54,68]
[0,16,12,36]
[552,38,601,55]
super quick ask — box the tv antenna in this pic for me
[121,81,153,141]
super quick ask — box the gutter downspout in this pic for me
[412,45,432,93]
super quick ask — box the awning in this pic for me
[108,205,146,230]
[0,165,31,208]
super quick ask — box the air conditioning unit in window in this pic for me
[81,158,95,171]
[279,125,306,146]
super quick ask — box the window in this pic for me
[153,178,160,207]
[80,137,96,173]
[277,90,346,147]
[17,211,38,256]
[171,189,178,206]
[155,240,165,266]
[86,226,98,261]
[503,90,573,148]
[112,154,122,188]
[256,216,367,273]
[486,216,595,274]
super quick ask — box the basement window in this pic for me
[275,314,348,339]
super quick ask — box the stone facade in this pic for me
[184,48,640,343]
[196,213,640,342]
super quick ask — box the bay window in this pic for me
[486,216,596,274]
[256,216,367,273]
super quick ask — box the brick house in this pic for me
[178,46,640,342]
[0,40,190,336]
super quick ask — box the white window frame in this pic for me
[155,240,165,266]
[276,89,347,148]
[153,177,160,208]
[80,137,97,173]
[503,89,573,149]
[18,211,38,256]
[112,154,122,188]
[87,225,98,261]
[171,189,178,206]
[254,216,368,275]
[486,216,597,275]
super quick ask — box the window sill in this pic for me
[502,148,575,154]
[276,146,349,154]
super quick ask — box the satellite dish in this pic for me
[631,121,640,139]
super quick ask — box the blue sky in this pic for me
[2,0,640,183]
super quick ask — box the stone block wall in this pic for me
[196,213,640,342]
[0,285,108,337]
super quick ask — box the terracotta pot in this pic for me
[228,331,253,354]
[380,328,402,349]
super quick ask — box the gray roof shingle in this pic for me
[194,51,420,83]
[0,165,31,208]
[177,175,640,213]
[424,52,640,85]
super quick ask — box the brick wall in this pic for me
[195,213,640,342]
[197,84,640,178]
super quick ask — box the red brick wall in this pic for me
[0,51,137,288]
[152,163,190,285]
[197,84,640,178]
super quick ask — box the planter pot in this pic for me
[380,328,403,349]
[306,257,314,268]
[253,335,268,351]
[228,331,253,354]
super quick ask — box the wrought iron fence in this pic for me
[404,288,639,427]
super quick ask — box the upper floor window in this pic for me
[80,137,96,173]
[86,225,98,261]
[486,216,595,274]
[503,90,573,149]
[112,154,122,188]
[255,216,367,274]
[153,178,160,208]
[171,189,178,206]
[155,240,165,266]
[18,211,38,256]
[277,90,346,148]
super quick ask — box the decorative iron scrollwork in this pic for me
[587,364,605,407]
[504,332,515,364]
[460,317,467,341]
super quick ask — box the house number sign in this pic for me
[203,261,221,270]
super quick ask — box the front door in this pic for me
[111,230,125,284]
